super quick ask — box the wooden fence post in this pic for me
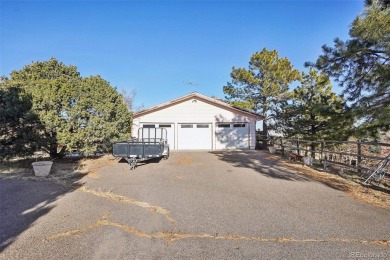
[280,139,284,156]
[357,140,362,174]
[310,142,315,158]
[297,139,300,156]
[320,140,324,161]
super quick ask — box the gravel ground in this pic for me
[1,150,389,259]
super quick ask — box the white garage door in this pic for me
[215,123,249,149]
[141,123,175,149]
[178,123,212,149]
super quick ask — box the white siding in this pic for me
[132,97,258,150]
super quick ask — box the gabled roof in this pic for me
[134,92,263,120]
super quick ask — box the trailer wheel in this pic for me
[164,148,169,159]
[129,158,137,170]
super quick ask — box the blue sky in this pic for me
[1,0,363,109]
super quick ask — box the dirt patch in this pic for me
[0,155,118,187]
[173,157,194,166]
[262,153,390,210]
[75,155,117,179]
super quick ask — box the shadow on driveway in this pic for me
[118,157,163,169]
[209,150,363,195]
[210,150,311,182]
[0,159,87,252]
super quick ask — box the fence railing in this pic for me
[272,138,390,174]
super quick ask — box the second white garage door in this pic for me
[178,123,212,149]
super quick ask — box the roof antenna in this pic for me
[183,81,199,93]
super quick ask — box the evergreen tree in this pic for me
[281,69,353,153]
[307,0,390,136]
[225,100,255,110]
[4,58,132,157]
[223,48,300,147]
[0,79,40,159]
[59,76,132,154]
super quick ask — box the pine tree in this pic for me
[281,69,353,153]
[223,48,300,147]
[59,76,132,155]
[307,0,390,136]
[4,58,132,157]
[0,79,40,159]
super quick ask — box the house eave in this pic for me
[134,92,263,120]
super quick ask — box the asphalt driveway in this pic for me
[1,151,389,259]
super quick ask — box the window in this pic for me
[181,124,193,128]
[197,124,209,128]
[159,124,171,128]
[217,123,230,128]
[143,124,155,128]
[233,123,246,128]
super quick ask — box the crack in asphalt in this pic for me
[47,214,390,247]
[79,186,176,224]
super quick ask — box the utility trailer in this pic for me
[112,128,169,170]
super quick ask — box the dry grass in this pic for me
[75,155,118,179]
[0,155,118,187]
[263,153,390,210]
[47,213,390,247]
[79,186,176,224]
[289,164,390,210]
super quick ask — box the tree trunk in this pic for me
[310,142,315,158]
[310,116,316,158]
[262,118,268,148]
[261,96,268,148]
[47,131,60,158]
